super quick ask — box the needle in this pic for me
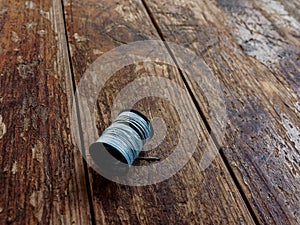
[136,156,161,162]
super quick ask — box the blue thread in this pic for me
[90,110,153,170]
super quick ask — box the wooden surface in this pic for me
[63,0,255,224]
[143,0,300,224]
[0,0,299,224]
[0,0,91,224]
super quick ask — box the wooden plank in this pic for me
[0,0,91,224]
[142,0,300,224]
[63,0,255,224]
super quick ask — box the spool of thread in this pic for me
[89,110,153,176]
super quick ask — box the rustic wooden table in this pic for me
[0,0,299,224]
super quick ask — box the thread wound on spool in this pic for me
[89,110,153,176]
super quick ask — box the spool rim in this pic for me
[119,109,154,139]
[89,142,129,176]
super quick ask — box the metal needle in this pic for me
[136,156,161,161]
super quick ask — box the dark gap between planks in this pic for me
[60,0,97,224]
[140,0,261,224]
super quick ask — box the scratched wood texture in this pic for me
[0,0,91,224]
[63,0,256,224]
[142,0,300,224]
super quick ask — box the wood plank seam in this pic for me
[0,0,92,223]
[62,0,258,223]
[140,0,262,224]
[59,0,97,224]
[140,0,300,223]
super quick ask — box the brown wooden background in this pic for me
[0,0,299,224]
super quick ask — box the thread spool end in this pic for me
[89,142,129,176]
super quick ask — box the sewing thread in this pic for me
[89,110,153,175]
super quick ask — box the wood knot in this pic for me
[0,115,7,139]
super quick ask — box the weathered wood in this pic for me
[142,0,300,224]
[63,0,255,224]
[0,0,91,224]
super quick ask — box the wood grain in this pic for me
[0,0,91,224]
[63,0,255,224]
[142,0,300,224]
